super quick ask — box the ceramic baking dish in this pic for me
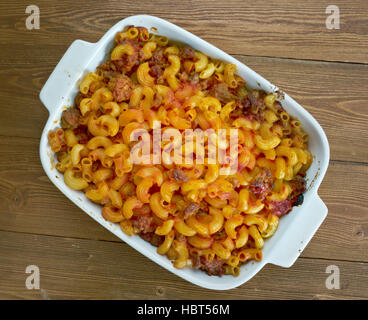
[39,14,329,290]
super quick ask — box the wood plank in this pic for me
[1,53,368,162]
[0,136,118,243]
[0,0,366,301]
[0,230,366,299]
[1,0,367,63]
[0,136,367,263]
[306,161,368,262]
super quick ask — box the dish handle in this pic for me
[39,40,95,113]
[267,192,328,268]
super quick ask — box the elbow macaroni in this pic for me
[48,25,312,277]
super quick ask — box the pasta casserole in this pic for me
[48,25,312,276]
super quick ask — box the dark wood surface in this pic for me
[0,0,367,299]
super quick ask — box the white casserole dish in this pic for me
[39,14,329,290]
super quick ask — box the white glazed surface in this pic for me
[39,15,329,290]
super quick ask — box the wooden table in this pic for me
[0,0,367,300]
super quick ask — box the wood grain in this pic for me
[1,0,367,63]
[0,136,367,264]
[0,230,367,299]
[0,0,367,300]
[1,53,368,162]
